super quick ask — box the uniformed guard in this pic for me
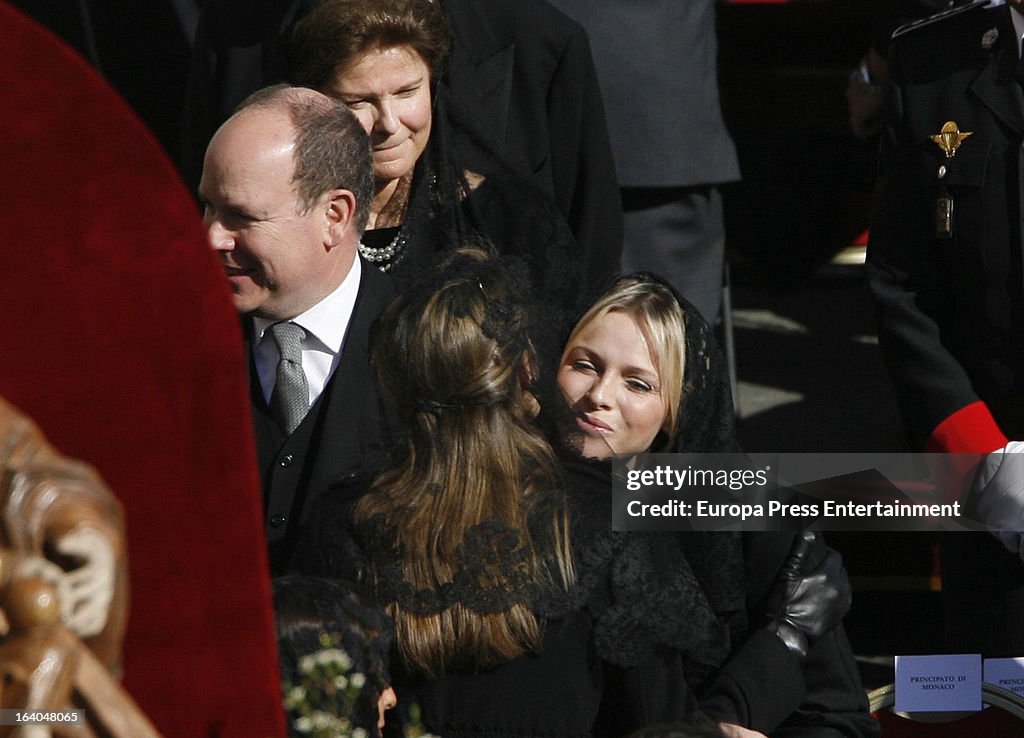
[868,0,1024,655]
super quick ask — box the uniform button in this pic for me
[279,454,294,467]
[270,514,286,528]
[938,165,947,179]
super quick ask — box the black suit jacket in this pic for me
[867,0,1024,444]
[247,260,396,573]
[441,0,622,282]
[182,0,622,285]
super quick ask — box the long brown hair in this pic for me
[357,251,574,675]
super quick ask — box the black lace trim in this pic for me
[357,513,568,617]
[563,471,740,670]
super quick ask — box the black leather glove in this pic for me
[764,531,852,662]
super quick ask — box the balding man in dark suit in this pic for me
[200,86,395,573]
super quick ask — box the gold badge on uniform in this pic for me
[929,122,971,239]
[930,121,972,158]
[981,28,999,49]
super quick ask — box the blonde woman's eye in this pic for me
[571,359,596,373]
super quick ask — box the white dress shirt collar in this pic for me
[1012,6,1024,57]
[252,257,363,406]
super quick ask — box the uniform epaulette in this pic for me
[892,0,998,41]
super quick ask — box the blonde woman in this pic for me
[557,274,876,738]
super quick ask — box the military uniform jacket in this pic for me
[867,0,1024,449]
[246,260,396,573]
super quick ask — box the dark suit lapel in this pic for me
[243,315,288,490]
[242,316,269,412]
[968,14,1024,136]
[442,0,515,147]
[305,261,396,496]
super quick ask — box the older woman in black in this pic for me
[284,0,583,309]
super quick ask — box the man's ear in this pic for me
[324,188,357,248]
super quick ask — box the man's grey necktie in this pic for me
[269,321,309,435]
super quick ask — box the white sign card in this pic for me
[894,654,982,712]
[984,657,1024,700]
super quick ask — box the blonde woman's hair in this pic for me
[561,275,686,447]
[356,250,574,675]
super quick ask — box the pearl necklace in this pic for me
[357,228,406,272]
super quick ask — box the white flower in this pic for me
[298,646,354,675]
[315,648,353,671]
[333,675,349,690]
[349,672,366,689]
[352,729,368,738]
[285,686,306,706]
[293,716,312,733]
[310,710,340,730]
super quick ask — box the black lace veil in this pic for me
[376,83,584,311]
[641,275,748,681]
[350,249,581,628]
[668,281,742,455]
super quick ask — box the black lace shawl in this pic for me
[367,84,586,314]
[649,279,748,683]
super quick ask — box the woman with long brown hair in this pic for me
[353,251,576,677]
[293,251,601,735]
